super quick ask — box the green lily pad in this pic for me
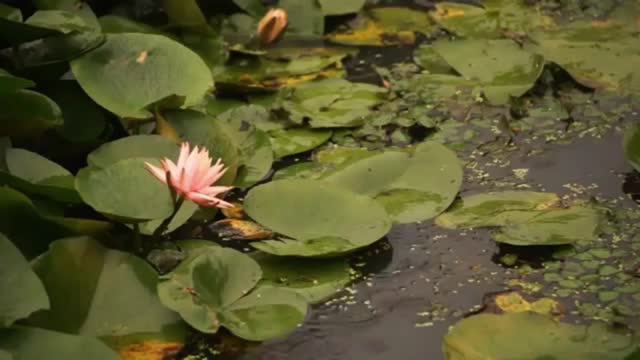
[98,15,164,34]
[252,253,352,304]
[0,69,35,93]
[322,142,463,223]
[24,10,92,33]
[0,186,111,259]
[0,233,49,327]
[27,236,186,351]
[431,1,548,39]
[431,39,545,104]
[87,135,179,169]
[11,31,105,69]
[327,7,437,46]
[493,207,601,246]
[161,0,207,28]
[280,0,324,37]
[245,179,392,257]
[270,128,332,158]
[528,22,640,93]
[32,0,100,31]
[272,162,322,181]
[443,312,640,359]
[71,33,213,119]
[319,0,366,15]
[1,148,80,203]
[157,246,307,341]
[217,108,274,188]
[0,327,119,359]
[435,191,560,229]
[0,89,62,138]
[624,126,640,172]
[277,78,386,128]
[75,158,174,222]
[164,109,240,186]
[0,7,79,46]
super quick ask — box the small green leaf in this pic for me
[0,233,49,327]
[25,10,92,33]
[75,158,174,222]
[71,33,213,118]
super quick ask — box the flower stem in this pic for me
[152,196,185,239]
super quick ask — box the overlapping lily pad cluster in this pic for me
[0,0,640,359]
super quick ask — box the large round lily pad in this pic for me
[87,135,179,169]
[244,179,392,257]
[71,33,213,119]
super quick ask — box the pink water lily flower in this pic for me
[145,142,234,209]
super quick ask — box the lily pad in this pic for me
[245,179,392,257]
[164,109,240,186]
[435,191,560,229]
[443,312,640,359]
[0,233,49,327]
[280,0,324,37]
[0,7,80,46]
[32,0,100,31]
[157,246,307,341]
[493,207,601,246]
[0,69,35,93]
[431,1,549,39]
[1,148,80,203]
[87,135,179,169]
[217,108,274,188]
[323,142,463,223]
[270,128,332,158]
[0,89,63,138]
[75,158,174,222]
[71,33,213,119]
[318,0,366,16]
[277,78,387,128]
[11,31,105,69]
[529,22,640,93]
[252,253,352,304]
[327,7,436,46]
[431,39,545,104]
[27,236,186,351]
[0,327,119,359]
[0,186,111,259]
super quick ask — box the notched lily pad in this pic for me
[157,246,307,341]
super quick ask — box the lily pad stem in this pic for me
[152,195,185,239]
